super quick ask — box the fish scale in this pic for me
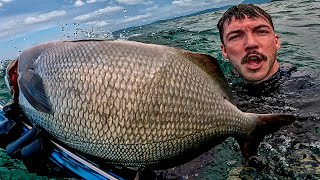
[4,39,295,168]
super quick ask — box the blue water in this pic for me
[0,0,319,179]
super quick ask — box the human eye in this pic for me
[256,28,270,35]
[228,34,242,41]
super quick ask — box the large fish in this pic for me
[5,39,295,168]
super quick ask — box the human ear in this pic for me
[221,44,229,59]
[275,34,280,51]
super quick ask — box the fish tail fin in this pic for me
[237,113,296,162]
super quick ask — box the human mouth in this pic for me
[241,51,267,70]
[246,55,263,70]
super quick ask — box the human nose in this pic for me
[244,33,258,51]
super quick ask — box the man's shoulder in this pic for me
[280,63,318,91]
[230,61,320,96]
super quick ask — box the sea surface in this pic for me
[0,0,320,179]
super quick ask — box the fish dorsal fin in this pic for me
[180,51,235,104]
[65,39,109,42]
[18,44,53,114]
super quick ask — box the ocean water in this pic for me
[118,0,320,71]
[0,0,320,179]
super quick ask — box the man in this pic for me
[210,4,320,179]
[216,4,300,114]
[218,4,280,84]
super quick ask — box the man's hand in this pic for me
[0,103,45,159]
[0,102,66,177]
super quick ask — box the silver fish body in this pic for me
[6,40,293,168]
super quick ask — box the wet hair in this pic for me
[217,4,274,45]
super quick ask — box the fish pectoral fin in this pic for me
[237,135,263,163]
[19,70,53,114]
[237,113,296,162]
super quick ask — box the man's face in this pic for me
[221,16,280,83]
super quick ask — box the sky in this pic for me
[0,0,264,60]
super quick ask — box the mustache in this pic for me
[241,51,267,64]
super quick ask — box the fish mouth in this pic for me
[5,59,19,102]
[241,51,267,70]
[5,60,18,88]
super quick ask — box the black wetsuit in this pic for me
[230,63,320,115]
[228,64,320,179]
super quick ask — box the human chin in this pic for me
[241,70,267,83]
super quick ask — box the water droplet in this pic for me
[23,37,26,41]
[123,9,127,12]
